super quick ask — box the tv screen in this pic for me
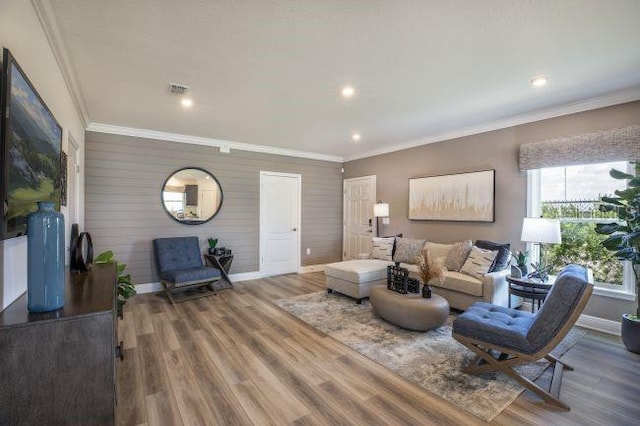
[1,48,62,239]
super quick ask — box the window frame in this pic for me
[527,165,636,301]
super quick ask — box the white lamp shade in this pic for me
[373,203,389,217]
[521,217,562,244]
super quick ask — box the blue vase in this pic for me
[27,201,65,312]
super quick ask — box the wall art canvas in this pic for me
[1,48,62,238]
[409,170,495,222]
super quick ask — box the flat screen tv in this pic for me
[0,48,62,240]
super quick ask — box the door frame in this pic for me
[343,175,376,260]
[66,132,80,224]
[259,171,302,277]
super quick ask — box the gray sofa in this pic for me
[324,238,511,310]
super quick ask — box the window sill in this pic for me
[593,286,636,301]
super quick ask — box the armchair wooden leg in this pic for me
[456,335,571,411]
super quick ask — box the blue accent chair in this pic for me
[453,264,593,410]
[153,236,222,304]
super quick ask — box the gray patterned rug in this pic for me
[274,291,586,422]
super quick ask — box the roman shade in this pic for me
[518,125,640,171]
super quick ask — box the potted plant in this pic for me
[95,250,137,318]
[595,167,640,353]
[513,251,530,275]
[207,238,218,255]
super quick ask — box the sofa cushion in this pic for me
[453,303,536,353]
[424,242,454,261]
[432,271,484,297]
[160,266,221,285]
[444,240,473,271]
[475,240,511,272]
[393,238,426,264]
[371,237,395,261]
[325,259,390,283]
[384,233,403,257]
[460,246,498,280]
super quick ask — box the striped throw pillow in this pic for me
[460,245,498,280]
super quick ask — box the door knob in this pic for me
[292,227,297,231]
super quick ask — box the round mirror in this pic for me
[161,167,223,224]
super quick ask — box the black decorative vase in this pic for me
[208,248,216,255]
[422,284,432,298]
[621,314,640,354]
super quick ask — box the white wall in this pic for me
[0,1,85,310]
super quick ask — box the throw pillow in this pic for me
[393,238,427,264]
[424,242,455,261]
[384,233,403,257]
[444,239,473,271]
[371,237,395,261]
[475,240,511,272]
[460,245,498,280]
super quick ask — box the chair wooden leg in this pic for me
[160,279,222,305]
[161,282,177,305]
[545,353,574,371]
[457,337,571,410]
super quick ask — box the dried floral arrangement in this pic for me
[417,249,446,286]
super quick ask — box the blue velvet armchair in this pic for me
[452,264,593,410]
[153,236,222,304]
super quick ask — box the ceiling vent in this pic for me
[169,82,189,95]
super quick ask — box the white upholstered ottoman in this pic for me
[324,259,390,303]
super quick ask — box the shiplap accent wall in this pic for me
[85,132,343,285]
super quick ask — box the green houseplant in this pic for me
[595,166,640,353]
[95,250,137,317]
[513,251,530,275]
[207,237,218,255]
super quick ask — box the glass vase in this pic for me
[27,201,65,312]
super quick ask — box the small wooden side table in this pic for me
[507,275,555,313]
[204,254,234,288]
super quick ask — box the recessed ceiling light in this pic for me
[341,85,355,98]
[352,132,361,141]
[530,76,548,87]
[181,98,193,107]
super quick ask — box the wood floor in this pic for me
[117,272,640,426]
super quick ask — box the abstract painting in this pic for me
[409,170,495,222]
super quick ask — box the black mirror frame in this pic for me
[161,166,224,225]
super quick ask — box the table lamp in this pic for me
[521,217,561,282]
[373,202,389,237]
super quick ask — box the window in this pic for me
[162,191,185,217]
[528,161,636,299]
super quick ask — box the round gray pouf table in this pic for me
[369,285,449,331]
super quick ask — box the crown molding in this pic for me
[86,123,344,163]
[31,0,90,128]
[343,88,640,162]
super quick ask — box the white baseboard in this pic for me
[299,264,326,273]
[134,282,162,294]
[230,271,262,282]
[576,314,621,336]
[134,271,262,294]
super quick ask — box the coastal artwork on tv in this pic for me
[409,170,495,222]
[4,54,62,237]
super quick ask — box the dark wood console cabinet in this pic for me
[0,263,118,425]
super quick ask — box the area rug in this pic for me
[274,291,586,422]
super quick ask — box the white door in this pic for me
[260,172,301,276]
[343,175,376,260]
[200,190,217,219]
